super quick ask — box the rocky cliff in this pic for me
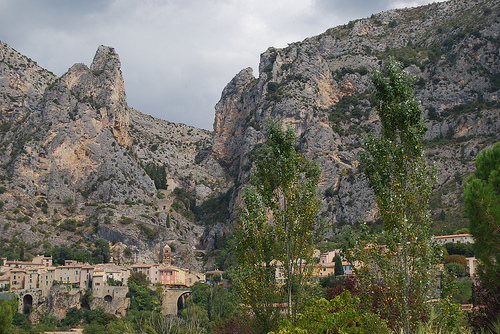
[0,42,230,269]
[213,0,500,234]
[0,0,498,271]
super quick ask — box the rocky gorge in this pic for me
[0,0,498,271]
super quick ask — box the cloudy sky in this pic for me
[1,0,444,130]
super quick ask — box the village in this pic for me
[0,233,478,320]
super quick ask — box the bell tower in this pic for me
[162,244,171,265]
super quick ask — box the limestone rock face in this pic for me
[0,43,230,269]
[46,286,84,321]
[213,0,500,227]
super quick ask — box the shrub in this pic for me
[444,254,467,268]
[445,262,466,277]
[63,197,74,205]
[270,291,390,334]
[119,217,133,225]
[124,248,132,257]
[59,219,77,232]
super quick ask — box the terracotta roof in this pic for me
[434,234,473,239]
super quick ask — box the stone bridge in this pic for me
[12,288,44,313]
[162,287,190,315]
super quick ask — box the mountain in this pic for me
[213,0,500,236]
[0,0,499,271]
[0,42,231,270]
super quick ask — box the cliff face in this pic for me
[213,0,500,231]
[0,43,230,268]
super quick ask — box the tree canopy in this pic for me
[464,143,500,284]
[233,120,322,333]
[346,58,439,333]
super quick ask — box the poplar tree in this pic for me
[345,58,439,333]
[233,120,322,332]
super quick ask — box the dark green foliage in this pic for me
[266,82,283,102]
[441,100,500,118]
[464,143,500,285]
[444,242,474,257]
[118,216,133,225]
[184,282,236,329]
[333,254,344,276]
[192,188,232,225]
[91,239,110,264]
[328,94,369,125]
[83,307,105,324]
[136,223,158,241]
[59,219,77,232]
[453,279,473,304]
[445,262,466,277]
[81,288,93,310]
[124,248,132,257]
[62,307,82,327]
[0,300,15,334]
[143,162,167,189]
[127,282,161,312]
[172,187,195,219]
[82,323,105,334]
[107,278,123,286]
[128,272,150,287]
[46,246,80,265]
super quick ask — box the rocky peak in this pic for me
[213,67,257,163]
[55,46,130,146]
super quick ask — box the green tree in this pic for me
[464,143,500,284]
[233,120,322,331]
[464,143,500,330]
[345,58,438,333]
[127,282,160,312]
[270,291,390,334]
[0,300,15,334]
[182,282,235,330]
[333,254,343,276]
[128,271,150,287]
[444,262,466,277]
[92,239,110,264]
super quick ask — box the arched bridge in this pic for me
[162,286,191,315]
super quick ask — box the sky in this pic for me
[0,0,445,130]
